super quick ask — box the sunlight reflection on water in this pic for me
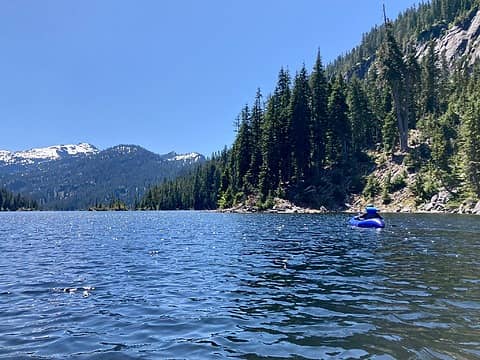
[0,211,479,359]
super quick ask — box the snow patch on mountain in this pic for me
[0,143,99,165]
[0,143,204,169]
[168,152,204,162]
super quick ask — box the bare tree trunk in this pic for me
[391,83,409,152]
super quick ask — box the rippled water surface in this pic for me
[0,211,479,359]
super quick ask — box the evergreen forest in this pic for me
[0,188,38,211]
[140,0,480,211]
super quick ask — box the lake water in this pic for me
[0,212,479,359]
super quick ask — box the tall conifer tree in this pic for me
[276,68,293,184]
[347,78,374,155]
[326,76,350,166]
[289,65,312,182]
[378,21,409,152]
[309,51,328,180]
[246,89,264,188]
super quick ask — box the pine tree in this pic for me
[420,41,439,115]
[309,51,328,180]
[326,76,350,166]
[347,77,374,155]
[276,68,293,184]
[259,94,279,196]
[232,106,252,193]
[365,64,388,145]
[405,45,421,129]
[461,94,480,196]
[382,111,398,155]
[377,21,409,152]
[246,89,264,188]
[289,65,312,182]
[0,188,37,211]
[431,106,459,186]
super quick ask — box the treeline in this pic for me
[141,154,226,210]
[140,0,480,210]
[88,198,129,211]
[140,53,378,210]
[0,188,38,211]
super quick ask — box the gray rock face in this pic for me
[472,201,480,215]
[422,190,451,212]
[417,9,480,67]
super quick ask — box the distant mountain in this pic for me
[0,143,98,170]
[0,143,205,210]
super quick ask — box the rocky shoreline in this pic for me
[219,197,328,214]
[220,195,480,215]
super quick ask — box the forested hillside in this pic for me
[327,0,478,77]
[0,188,37,211]
[140,0,480,212]
[0,145,204,210]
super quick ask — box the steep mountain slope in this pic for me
[0,144,204,210]
[417,7,480,66]
[327,0,480,78]
[139,0,480,213]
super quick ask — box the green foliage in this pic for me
[403,144,431,172]
[363,176,381,200]
[218,186,234,209]
[310,52,329,180]
[90,198,128,211]
[326,76,351,166]
[384,171,408,193]
[140,0,480,211]
[382,186,392,204]
[258,193,275,211]
[290,66,312,182]
[392,171,408,192]
[377,21,410,152]
[233,191,246,205]
[420,41,440,115]
[138,149,227,210]
[382,112,397,154]
[460,92,480,196]
[348,78,376,156]
[409,166,441,204]
[0,146,202,210]
[0,188,37,211]
[327,0,477,78]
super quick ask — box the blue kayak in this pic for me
[349,217,385,228]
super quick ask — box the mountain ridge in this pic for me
[0,143,98,166]
[0,143,205,210]
[0,143,203,167]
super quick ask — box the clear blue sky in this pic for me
[0,0,419,156]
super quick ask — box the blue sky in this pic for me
[0,0,419,156]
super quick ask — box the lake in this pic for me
[0,211,479,359]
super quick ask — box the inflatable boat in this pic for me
[349,217,385,228]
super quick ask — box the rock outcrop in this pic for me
[453,199,480,215]
[420,190,452,212]
[417,9,480,67]
[221,197,327,214]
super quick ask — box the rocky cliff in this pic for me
[417,8,480,66]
